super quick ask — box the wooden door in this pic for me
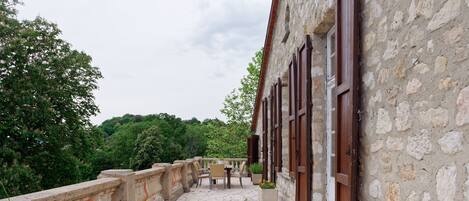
[262,98,269,180]
[335,0,359,201]
[247,137,252,166]
[251,135,259,165]
[296,36,312,201]
[248,135,260,177]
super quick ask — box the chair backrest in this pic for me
[239,161,246,175]
[210,164,225,177]
[193,161,201,175]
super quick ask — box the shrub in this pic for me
[259,181,276,189]
[249,163,263,174]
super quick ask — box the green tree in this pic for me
[212,49,262,158]
[221,49,262,125]
[205,122,250,158]
[0,1,102,197]
[132,126,164,170]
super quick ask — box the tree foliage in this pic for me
[132,126,164,170]
[221,49,262,125]
[0,1,263,198]
[0,1,102,197]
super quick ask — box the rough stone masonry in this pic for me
[253,0,469,200]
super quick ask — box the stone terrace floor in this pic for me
[177,177,259,201]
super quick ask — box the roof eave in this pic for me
[250,0,280,132]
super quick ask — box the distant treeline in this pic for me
[94,113,249,173]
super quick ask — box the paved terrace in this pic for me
[177,177,259,201]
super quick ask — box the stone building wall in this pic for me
[254,0,335,201]
[255,0,469,201]
[359,0,469,200]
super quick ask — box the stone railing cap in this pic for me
[2,178,121,201]
[134,167,165,180]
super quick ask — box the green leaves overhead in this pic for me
[221,49,262,125]
[0,1,102,197]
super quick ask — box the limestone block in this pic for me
[444,25,463,44]
[383,40,398,60]
[381,152,393,173]
[391,11,404,30]
[377,17,388,42]
[416,0,433,19]
[422,192,431,201]
[436,165,457,201]
[376,108,393,134]
[427,0,461,31]
[385,182,400,201]
[439,77,458,90]
[465,164,469,201]
[399,164,416,181]
[369,179,382,198]
[413,63,430,74]
[427,40,434,52]
[406,130,432,160]
[394,59,407,79]
[438,131,463,154]
[396,101,411,131]
[386,136,405,151]
[312,173,322,190]
[371,140,385,153]
[312,192,322,201]
[434,56,448,74]
[378,68,391,84]
[456,86,469,126]
[363,71,375,89]
[419,107,448,128]
[406,191,419,201]
[406,78,422,95]
[408,0,417,23]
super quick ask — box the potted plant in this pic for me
[249,163,263,185]
[259,181,278,201]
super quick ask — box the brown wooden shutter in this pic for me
[296,36,313,201]
[336,0,359,200]
[274,79,282,172]
[288,54,298,177]
[269,88,276,182]
[262,98,268,180]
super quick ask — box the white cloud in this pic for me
[17,0,270,124]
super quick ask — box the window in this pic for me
[326,25,336,201]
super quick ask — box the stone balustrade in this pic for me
[199,158,247,172]
[0,178,122,201]
[1,157,247,201]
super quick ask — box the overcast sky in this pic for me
[17,0,270,125]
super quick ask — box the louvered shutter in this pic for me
[335,0,359,200]
[288,54,298,177]
[296,36,313,201]
[269,88,276,182]
[274,79,282,172]
[262,98,268,180]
